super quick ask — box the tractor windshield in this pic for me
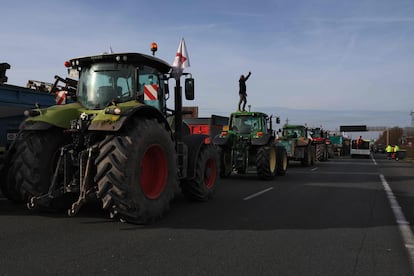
[78,63,135,109]
[310,128,323,138]
[231,115,264,135]
[283,128,304,138]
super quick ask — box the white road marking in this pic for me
[380,174,414,269]
[310,167,318,172]
[243,187,274,201]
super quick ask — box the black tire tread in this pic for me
[4,129,67,202]
[181,144,219,201]
[95,117,178,224]
[256,145,276,180]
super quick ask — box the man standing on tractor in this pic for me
[238,71,251,112]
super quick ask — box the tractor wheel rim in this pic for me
[204,158,217,189]
[270,148,276,172]
[140,145,168,199]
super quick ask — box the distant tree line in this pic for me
[375,127,403,146]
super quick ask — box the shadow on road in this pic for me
[1,155,413,232]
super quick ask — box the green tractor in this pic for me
[277,124,315,166]
[0,47,219,223]
[213,111,287,180]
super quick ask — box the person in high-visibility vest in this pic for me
[393,144,400,161]
[356,136,362,148]
[386,144,393,159]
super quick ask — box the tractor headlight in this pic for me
[24,109,41,117]
[105,107,121,115]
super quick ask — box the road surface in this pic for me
[1,154,413,275]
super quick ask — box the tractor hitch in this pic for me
[68,145,98,217]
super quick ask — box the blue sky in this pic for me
[2,0,414,129]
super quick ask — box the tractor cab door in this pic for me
[137,66,166,112]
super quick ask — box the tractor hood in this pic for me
[21,101,146,131]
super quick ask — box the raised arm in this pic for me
[245,71,251,81]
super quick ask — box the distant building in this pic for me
[182,106,198,118]
[411,111,414,127]
[402,127,414,147]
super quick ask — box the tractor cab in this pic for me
[69,53,171,112]
[227,111,271,138]
[282,125,307,139]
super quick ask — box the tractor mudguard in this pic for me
[182,133,210,180]
[251,133,273,146]
[21,120,55,131]
[22,102,85,129]
[21,101,171,133]
[212,134,231,146]
[88,104,171,133]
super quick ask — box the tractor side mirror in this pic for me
[164,80,169,96]
[0,63,10,84]
[276,117,280,124]
[185,78,194,100]
[134,67,142,100]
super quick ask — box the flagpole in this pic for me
[172,38,188,142]
[174,78,182,142]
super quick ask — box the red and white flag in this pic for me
[172,38,190,77]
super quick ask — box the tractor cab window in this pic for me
[285,128,302,138]
[231,115,263,134]
[310,129,323,138]
[78,63,135,109]
[137,66,164,111]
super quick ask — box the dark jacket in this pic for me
[239,72,251,95]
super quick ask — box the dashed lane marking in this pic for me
[243,187,274,201]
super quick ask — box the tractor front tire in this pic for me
[95,118,179,224]
[181,144,219,201]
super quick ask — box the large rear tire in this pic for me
[301,146,314,167]
[3,129,68,202]
[95,118,178,224]
[256,145,277,180]
[276,146,288,176]
[1,146,18,201]
[181,144,219,201]
[218,146,232,178]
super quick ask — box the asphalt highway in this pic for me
[1,154,414,275]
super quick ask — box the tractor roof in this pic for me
[283,124,306,129]
[231,111,268,117]
[69,52,172,74]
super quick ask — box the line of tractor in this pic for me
[0,42,350,224]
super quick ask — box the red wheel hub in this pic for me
[140,145,168,199]
[204,158,217,189]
